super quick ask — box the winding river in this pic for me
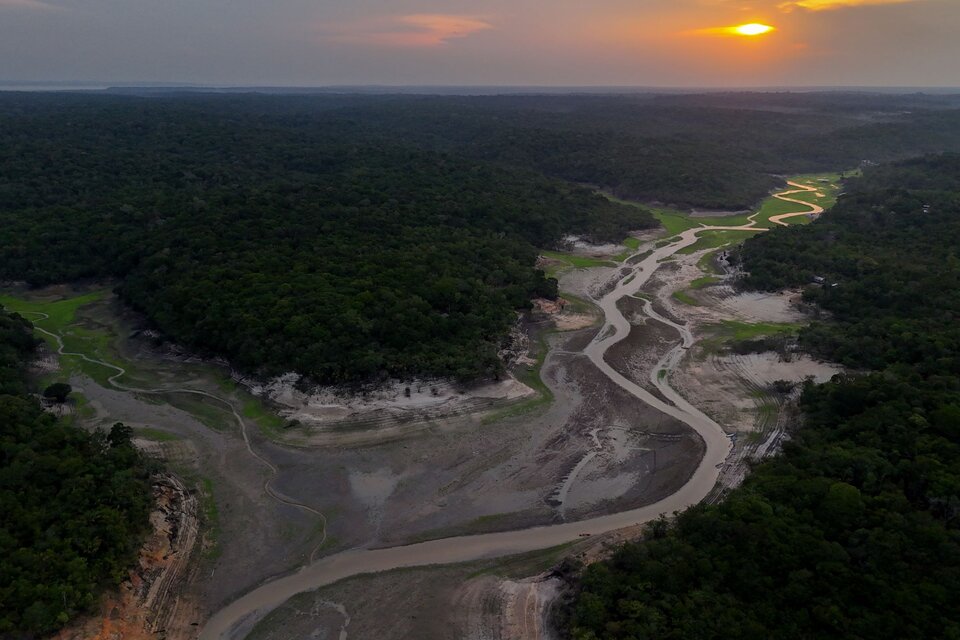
[197,213,794,639]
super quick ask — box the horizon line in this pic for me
[2,81,960,91]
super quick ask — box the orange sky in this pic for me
[0,0,956,85]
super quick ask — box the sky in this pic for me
[0,0,958,87]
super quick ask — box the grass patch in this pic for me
[672,290,699,306]
[0,290,108,335]
[481,292,598,425]
[697,250,723,275]
[690,212,753,227]
[4,289,294,446]
[483,330,554,425]
[651,208,700,235]
[167,394,233,432]
[713,320,802,341]
[199,477,222,559]
[756,400,776,429]
[627,250,653,266]
[753,196,812,227]
[690,275,721,290]
[677,229,762,255]
[600,192,697,234]
[242,397,288,437]
[697,320,802,356]
[0,290,131,385]
[561,292,600,317]
[613,236,644,261]
[541,250,616,271]
[751,170,852,228]
[654,235,683,249]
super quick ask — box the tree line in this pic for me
[0,95,654,384]
[0,310,153,636]
[568,154,960,639]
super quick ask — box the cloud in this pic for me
[318,14,493,48]
[779,0,919,10]
[0,0,59,10]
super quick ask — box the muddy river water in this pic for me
[197,218,783,639]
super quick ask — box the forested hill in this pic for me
[0,95,651,383]
[740,153,960,373]
[4,93,960,383]
[0,309,153,635]
[309,94,960,209]
[569,155,960,639]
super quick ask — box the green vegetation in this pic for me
[483,328,555,424]
[651,208,701,235]
[0,290,126,386]
[671,290,699,306]
[710,320,801,341]
[741,154,960,372]
[753,192,815,225]
[0,98,656,385]
[242,398,288,437]
[4,94,956,384]
[199,477,222,559]
[749,171,849,228]
[485,290,598,424]
[689,275,721,289]
[541,250,617,270]
[42,381,72,402]
[695,320,801,357]
[569,155,960,640]
[677,229,763,254]
[697,250,724,275]
[0,308,152,635]
[613,236,643,262]
[0,291,107,348]
[672,275,723,307]
[4,290,294,443]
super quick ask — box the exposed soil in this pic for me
[20,180,846,640]
[53,475,203,640]
[242,542,601,640]
[23,274,703,631]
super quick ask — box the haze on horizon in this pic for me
[0,0,958,88]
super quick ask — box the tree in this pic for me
[42,382,72,403]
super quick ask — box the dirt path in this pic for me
[767,181,824,226]
[25,314,329,561]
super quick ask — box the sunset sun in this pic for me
[733,23,775,36]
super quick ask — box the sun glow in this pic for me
[733,23,775,36]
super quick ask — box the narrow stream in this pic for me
[199,221,766,639]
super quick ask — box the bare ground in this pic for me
[25,210,843,639]
[28,270,703,632]
[243,543,591,640]
[53,475,204,640]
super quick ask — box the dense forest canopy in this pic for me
[569,155,960,639]
[3,92,960,382]
[0,94,651,382]
[0,310,153,636]
[740,154,960,374]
